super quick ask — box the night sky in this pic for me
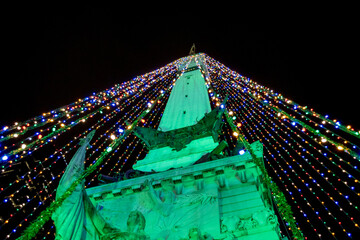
[1,6,359,128]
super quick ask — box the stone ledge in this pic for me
[87,153,257,199]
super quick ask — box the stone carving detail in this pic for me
[99,179,218,240]
[250,140,263,159]
[221,208,278,237]
[101,210,149,240]
[221,216,240,233]
[133,97,227,152]
[238,217,257,230]
[252,208,277,227]
[220,216,240,239]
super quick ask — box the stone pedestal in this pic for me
[86,143,280,239]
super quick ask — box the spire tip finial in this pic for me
[189,43,196,55]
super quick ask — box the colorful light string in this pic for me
[0,54,359,239]
[202,54,359,239]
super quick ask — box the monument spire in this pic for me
[133,54,223,172]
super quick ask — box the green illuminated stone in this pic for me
[52,55,282,240]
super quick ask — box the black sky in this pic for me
[1,6,359,128]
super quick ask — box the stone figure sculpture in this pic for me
[101,210,149,240]
[131,179,217,239]
[252,209,277,227]
[52,131,114,240]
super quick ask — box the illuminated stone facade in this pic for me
[53,56,281,239]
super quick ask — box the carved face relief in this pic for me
[252,209,273,227]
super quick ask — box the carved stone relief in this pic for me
[98,179,219,240]
[220,208,279,237]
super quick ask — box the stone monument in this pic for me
[52,54,281,239]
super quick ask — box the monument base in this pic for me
[86,142,280,239]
